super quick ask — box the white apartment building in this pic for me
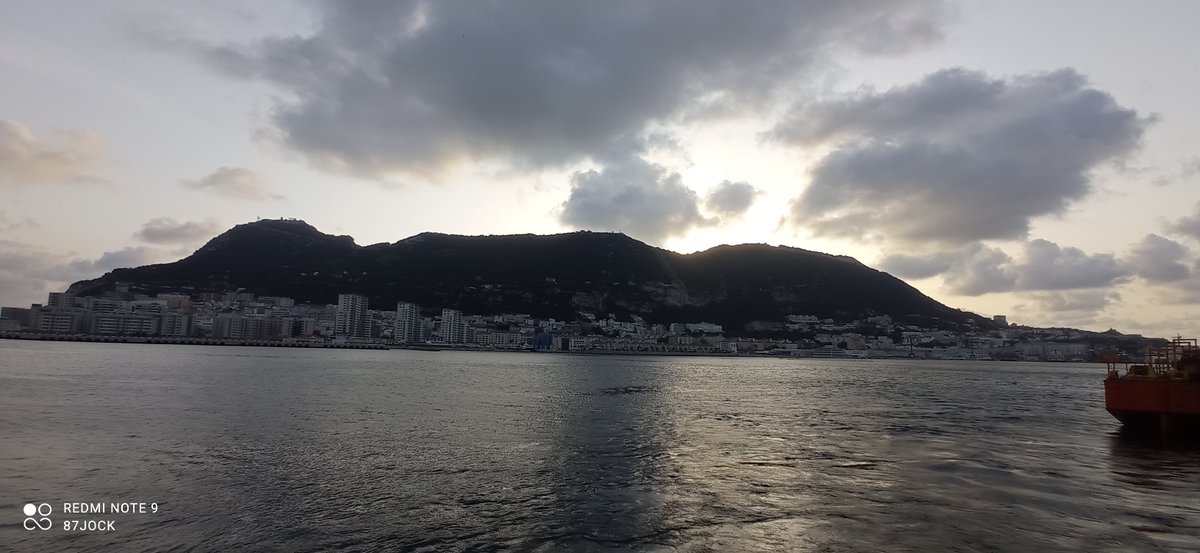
[335,293,369,339]
[441,308,464,343]
[395,302,422,343]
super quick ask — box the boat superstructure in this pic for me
[1104,337,1200,432]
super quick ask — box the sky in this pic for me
[2,0,1199,337]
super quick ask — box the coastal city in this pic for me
[0,289,1153,361]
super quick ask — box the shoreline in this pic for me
[0,331,731,356]
[0,331,1103,362]
[0,331,388,350]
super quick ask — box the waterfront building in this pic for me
[160,313,194,337]
[246,317,285,340]
[395,302,422,343]
[441,308,464,343]
[92,313,159,336]
[30,306,87,333]
[0,307,32,328]
[214,314,246,339]
[47,292,76,308]
[282,317,317,338]
[335,293,369,339]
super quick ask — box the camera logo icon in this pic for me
[23,503,52,531]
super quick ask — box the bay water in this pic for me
[2,341,1198,551]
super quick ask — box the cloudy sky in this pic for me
[2,0,1199,337]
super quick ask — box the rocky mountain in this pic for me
[68,219,992,331]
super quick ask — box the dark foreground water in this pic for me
[1,341,1198,552]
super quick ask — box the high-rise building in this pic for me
[214,314,246,339]
[335,293,369,339]
[160,313,194,337]
[395,302,422,343]
[47,292,75,308]
[440,308,464,343]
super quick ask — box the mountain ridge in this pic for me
[68,219,992,331]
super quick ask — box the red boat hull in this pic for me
[1105,377,1200,432]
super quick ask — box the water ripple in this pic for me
[1,344,1198,551]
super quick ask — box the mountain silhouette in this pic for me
[68,219,990,330]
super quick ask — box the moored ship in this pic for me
[1104,337,1200,433]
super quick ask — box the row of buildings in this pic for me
[0,290,1138,360]
[0,291,561,347]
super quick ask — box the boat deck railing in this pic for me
[1105,336,1199,380]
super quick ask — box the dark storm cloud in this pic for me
[704,181,761,219]
[771,68,1151,245]
[1166,201,1200,241]
[133,217,222,245]
[879,251,957,280]
[1024,290,1121,313]
[938,243,1017,296]
[885,239,1129,296]
[0,241,56,305]
[1016,239,1128,291]
[67,247,160,275]
[558,156,712,244]
[883,243,1017,295]
[1126,234,1192,283]
[0,240,163,306]
[1121,233,1200,303]
[1013,290,1121,327]
[154,1,949,179]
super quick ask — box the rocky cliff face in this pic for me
[68,219,990,330]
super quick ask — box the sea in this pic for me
[1,340,1198,552]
